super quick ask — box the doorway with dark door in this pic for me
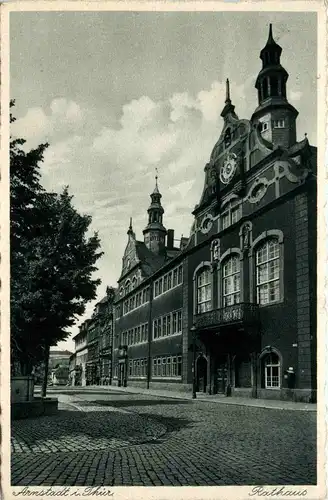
[196,355,207,393]
[215,356,228,394]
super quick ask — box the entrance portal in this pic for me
[196,355,207,393]
[215,358,228,394]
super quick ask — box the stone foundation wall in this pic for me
[257,388,315,403]
[11,397,58,420]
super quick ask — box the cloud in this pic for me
[290,90,303,101]
[12,98,85,148]
[15,80,250,342]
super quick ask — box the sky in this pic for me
[10,10,317,352]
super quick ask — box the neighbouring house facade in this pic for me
[99,287,115,385]
[111,24,316,402]
[85,288,116,385]
[48,350,72,385]
[72,321,89,386]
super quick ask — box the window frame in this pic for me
[222,254,241,307]
[196,268,212,314]
[221,198,242,231]
[250,231,284,307]
[264,353,281,389]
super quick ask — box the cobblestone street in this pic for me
[11,389,317,486]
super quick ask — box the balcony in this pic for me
[194,302,259,330]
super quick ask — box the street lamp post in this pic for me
[190,324,197,399]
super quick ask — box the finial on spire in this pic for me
[127,216,135,237]
[152,167,160,195]
[225,78,231,104]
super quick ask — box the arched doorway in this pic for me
[196,355,207,393]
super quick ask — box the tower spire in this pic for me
[225,78,231,104]
[221,77,237,119]
[153,167,160,194]
[252,23,299,149]
[127,217,135,238]
[143,173,167,254]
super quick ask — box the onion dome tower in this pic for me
[251,23,299,149]
[143,174,167,255]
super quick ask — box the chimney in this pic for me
[167,229,174,250]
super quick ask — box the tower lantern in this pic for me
[143,172,167,255]
[251,23,299,149]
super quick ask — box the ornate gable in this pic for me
[119,220,141,281]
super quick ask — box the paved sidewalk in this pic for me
[40,384,317,411]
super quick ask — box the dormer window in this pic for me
[273,119,285,128]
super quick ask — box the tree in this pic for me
[10,102,103,395]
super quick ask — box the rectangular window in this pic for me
[177,355,182,376]
[222,212,230,229]
[173,268,178,287]
[167,314,171,335]
[129,361,132,376]
[158,278,163,295]
[162,316,167,336]
[158,317,162,337]
[172,312,177,333]
[153,320,158,339]
[162,358,166,377]
[163,275,168,292]
[167,357,171,377]
[177,311,182,332]
[273,119,285,128]
[167,272,172,290]
[256,240,280,305]
[172,357,177,376]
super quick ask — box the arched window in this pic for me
[196,268,212,313]
[222,255,240,307]
[221,198,242,230]
[256,239,280,305]
[263,352,280,389]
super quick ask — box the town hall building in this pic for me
[102,24,316,402]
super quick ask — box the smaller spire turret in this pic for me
[143,172,167,254]
[127,217,135,239]
[225,78,231,104]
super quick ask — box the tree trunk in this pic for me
[41,344,50,398]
